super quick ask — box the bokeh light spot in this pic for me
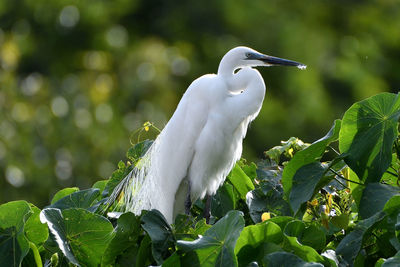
[11,102,31,122]
[55,148,73,181]
[83,51,109,71]
[74,108,92,129]
[55,160,72,181]
[51,96,69,117]
[59,6,80,28]
[95,103,113,123]
[21,73,43,96]
[106,25,128,48]
[6,165,25,187]
[1,40,20,70]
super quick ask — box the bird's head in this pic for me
[218,46,306,75]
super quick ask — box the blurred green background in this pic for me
[1,0,399,207]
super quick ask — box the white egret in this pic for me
[108,46,306,223]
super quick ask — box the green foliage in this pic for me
[339,93,400,183]
[177,210,244,267]
[1,92,400,266]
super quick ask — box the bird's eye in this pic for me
[245,52,252,58]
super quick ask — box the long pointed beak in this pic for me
[249,52,306,69]
[261,55,306,69]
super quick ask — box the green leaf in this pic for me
[336,212,386,264]
[102,212,141,266]
[141,209,175,265]
[289,162,328,214]
[0,201,32,267]
[50,188,100,210]
[331,214,350,230]
[102,160,131,197]
[0,227,29,267]
[24,205,49,245]
[359,183,399,219]
[192,219,212,236]
[40,208,115,266]
[300,225,326,251]
[0,200,32,231]
[177,210,245,267]
[211,183,235,219]
[382,253,400,267]
[50,187,79,204]
[339,92,400,183]
[92,180,108,194]
[282,221,327,264]
[40,208,79,265]
[162,252,181,267]
[265,137,309,163]
[284,220,327,250]
[282,120,341,198]
[384,195,400,216]
[235,222,283,266]
[247,167,291,223]
[263,251,324,267]
[136,234,153,267]
[268,216,295,230]
[227,164,255,200]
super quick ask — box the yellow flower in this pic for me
[143,121,151,131]
[310,199,318,206]
[325,193,332,215]
[261,212,271,222]
[288,148,294,157]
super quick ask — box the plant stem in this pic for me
[29,242,42,267]
[333,176,349,189]
[328,146,340,155]
[329,168,364,186]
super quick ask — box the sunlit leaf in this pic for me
[227,164,255,200]
[235,222,283,266]
[50,188,100,210]
[339,93,400,183]
[50,187,79,204]
[40,208,114,266]
[24,205,48,245]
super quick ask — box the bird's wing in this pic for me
[153,74,217,221]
